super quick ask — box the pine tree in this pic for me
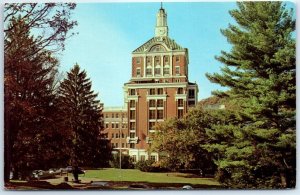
[58,64,110,167]
[4,17,64,179]
[205,2,295,188]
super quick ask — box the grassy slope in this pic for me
[84,168,220,186]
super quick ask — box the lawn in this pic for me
[84,168,220,186]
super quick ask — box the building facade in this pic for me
[104,6,198,162]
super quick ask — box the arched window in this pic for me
[150,45,166,52]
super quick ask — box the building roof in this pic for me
[132,36,186,53]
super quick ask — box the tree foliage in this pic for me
[4,3,77,54]
[4,3,77,181]
[58,64,110,167]
[4,17,65,180]
[150,107,217,174]
[205,2,296,188]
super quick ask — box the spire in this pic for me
[155,3,168,37]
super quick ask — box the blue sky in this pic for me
[59,1,294,107]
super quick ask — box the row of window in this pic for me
[105,123,128,129]
[105,113,127,118]
[111,143,135,149]
[111,133,126,138]
[130,155,156,163]
[136,65,180,77]
[135,55,180,65]
[129,88,194,96]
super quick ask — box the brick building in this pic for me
[103,5,198,162]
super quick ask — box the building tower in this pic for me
[123,5,198,162]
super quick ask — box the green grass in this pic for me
[84,168,220,186]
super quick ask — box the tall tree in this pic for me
[4,3,77,182]
[206,2,295,188]
[4,17,65,180]
[58,64,110,167]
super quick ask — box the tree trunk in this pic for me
[280,172,287,188]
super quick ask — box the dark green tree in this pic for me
[205,2,295,188]
[58,64,110,167]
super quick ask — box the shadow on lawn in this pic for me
[5,181,75,190]
[6,180,223,190]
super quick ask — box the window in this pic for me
[132,155,137,162]
[116,123,119,129]
[155,56,160,65]
[188,101,195,106]
[175,56,180,62]
[130,143,135,149]
[149,110,156,119]
[105,123,109,128]
[112,123,115,129]
[178,99,184,107]
[122,123,127,129]
[164,56,169,64]
[157,99,163,107]
[122,143,125,148]
[146,57,151,65]
[163,65,170,75]
[122,113,125,118]
[175,79,180,83]
[116,113,119,118]
[130,110,136,120]
[111,143,114,148]
[136,57,141,64]
[130,100,135,108]
[130,122,136,130]
[178,109,184,118]
[155,65,161,75]
[149,122,155,130]
[177,87,183,94]
[149,88,155,95]
[157,88,163,95]
[175,66,180,75]
[112,133,114,138]
[136,68,141,76]
[116,143,118,148]
[146,66,152,76]
[105,114,108,118]
[140,155,145,161]
[188,89,195,98]
[150,155,156,161]
[112,113,114,118]
[157,110,163,119]
[129,89,136,95]
[149,100,156,107]
[116,133,119,138]
[130,133,135,138]
[122,133,125,138]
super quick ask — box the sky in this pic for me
[58,1,295,107]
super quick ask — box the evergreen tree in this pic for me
[58,64,110,167]
[205,2,295,188]
[4,17,65,179]
[4,3,77,182]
